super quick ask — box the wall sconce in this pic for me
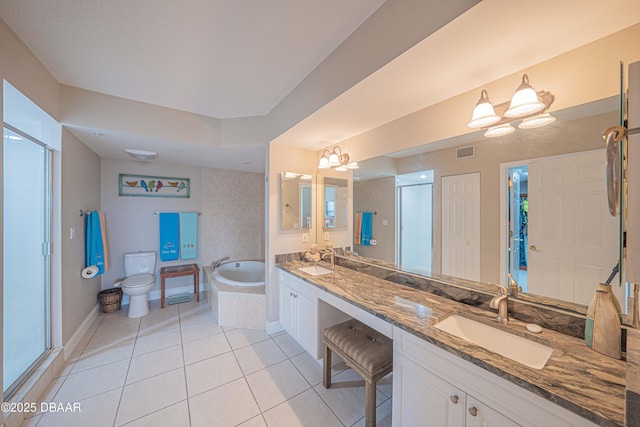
[318,146,359,171]
[468,74,555,137]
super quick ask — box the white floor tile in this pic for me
[115,368,187,426]
[189,378,260,427]
[314,368,387,426]
[37,387,121,427]
[238,415,268,427]
[245,359,311,411]
[272,332,305,358]
[126,344,184,385]
[351,397,393,427]
[133,326,182,356]
[182,332,231,365]
[289,351,345,387]
[180,321,223,343]
[185,351,243,397]
[117,399,190,427]
[262,388,343,427]
[234,339,287,375]
[71,338,135,374]
[225,328,271,349]
[55,359,128,403]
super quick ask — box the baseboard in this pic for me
[121,283,200,305]
[265,320,283,335]
[63,304,99,360]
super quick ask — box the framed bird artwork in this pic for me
[119,174,190,198]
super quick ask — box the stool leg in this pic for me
[323,344,332,388]
[365,379,376,427]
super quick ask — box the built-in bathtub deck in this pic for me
[204,266,266,330]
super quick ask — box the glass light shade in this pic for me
[518,113,556,129]
[505,75,545,118]
[346,162,359,169]
[484,123,515,138]
[468,90,500,128]
[327,152,340,166]
[334,165,348,172]
[318,156,330,169]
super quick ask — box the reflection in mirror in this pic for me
[281,172,313,230]
[323,177,348,229]
[350,97,628,317]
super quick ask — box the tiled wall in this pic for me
[202,168,265,265]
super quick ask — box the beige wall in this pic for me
[99,159,204,293]
[202,168,265,263]
[60,130,102,344]
[267,143,317,323]
[344,24,640,164]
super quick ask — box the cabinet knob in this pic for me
[450,395,459,404]
[468,406,478,417]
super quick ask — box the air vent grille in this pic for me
[456,146,475,159]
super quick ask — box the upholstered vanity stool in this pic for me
[323,319,393,427]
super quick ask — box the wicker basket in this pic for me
[98,288,123,313]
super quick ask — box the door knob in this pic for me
[468,406,478,417]
[529,245,537,251]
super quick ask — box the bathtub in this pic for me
[212,260,265,287]
[205,260,266,330]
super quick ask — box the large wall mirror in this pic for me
[281,172,313,230]
[323,177,348,229]
[348,96,631,319]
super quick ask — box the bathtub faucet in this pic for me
[211,256,230,270]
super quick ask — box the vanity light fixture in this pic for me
[318,145,358,171]
[468,74,555,138]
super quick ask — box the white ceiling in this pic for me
[1,0,639,171]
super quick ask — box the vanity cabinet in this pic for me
[393,328,598,427]
[279,271,318,357]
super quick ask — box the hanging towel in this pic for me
[354,212,363,245]
[179,212,198,260]
[159,213,179,261]
[361,212,373,246]
[85,211,106,275]
[98,211,109,272]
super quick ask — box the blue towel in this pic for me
[159,213,179,261]
[85,211,105,275]
[179,212,198,260]
[361,212,373,246]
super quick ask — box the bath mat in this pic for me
[167,293,193,305]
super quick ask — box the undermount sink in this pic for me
[434,315,553,370]
[297,265,334,276]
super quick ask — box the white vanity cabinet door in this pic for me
[279,281,295,335]
[279,272,318,357]
[465,396,519,427]
[393,352,465,426]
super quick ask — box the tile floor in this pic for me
[20,298,392,427]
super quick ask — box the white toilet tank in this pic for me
[124,251,157,276]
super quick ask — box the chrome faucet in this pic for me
[211,256,230,270]
[490,287,509,325]
[321,251,335,267]
[507,273,522,297]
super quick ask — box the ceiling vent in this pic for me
[456,146,475,159]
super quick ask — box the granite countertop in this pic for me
[276,261,627,427]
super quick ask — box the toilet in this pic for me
[122,251,156,318]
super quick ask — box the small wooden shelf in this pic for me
[160,263,200,308]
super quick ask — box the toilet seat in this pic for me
[122,273,154,288]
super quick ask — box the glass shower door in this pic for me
[3,126,51,398]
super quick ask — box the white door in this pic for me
[528,150,621,305]
[466,396,520,427]
[441,173,481,281]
